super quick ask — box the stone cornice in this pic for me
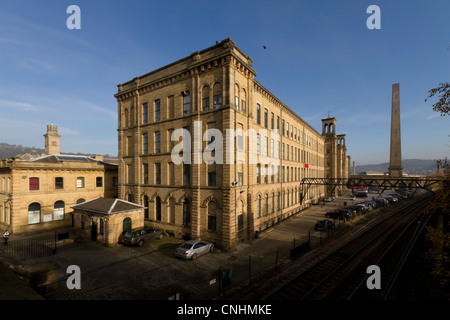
[115,39,256,102]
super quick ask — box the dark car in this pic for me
[119,227,164,246]
[314,219,335,231]
[374,197,388,206]
[326,209,352,220]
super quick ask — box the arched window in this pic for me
[54,201,65,221]
[123,217,132,234]
[271,193,275,213]
[99,219,104,235]
[213,83,222,109]
[277,192,280,211]
[207,200,217,231]
[202,85,210,111]
[143,195,149,219]
[169,197,176,224]
[76,198,85,204]
[28,203,41,224]
[182,198,190,227]
[264,194,269,216]
[257,195,261,218]
[155,196,162,221]
[241,88,246,112]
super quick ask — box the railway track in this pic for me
[263,193,434,300]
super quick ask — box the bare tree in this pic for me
[425,82,450,116]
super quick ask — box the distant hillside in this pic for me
[0,142,117,160]
[0,143,44,159]
[355,159,440,175]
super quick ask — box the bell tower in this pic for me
[44,123,61,155]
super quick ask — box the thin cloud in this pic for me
[17,59,56,74]
[0,99,39,111]
[426,113,441,120]
[59,126,80,135]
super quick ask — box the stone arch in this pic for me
[164,192,175,203]
[150,191,163,202]
[203,195,216,207]
[124,190,133,203]
[178,193,191,204]
[236,194,246,207]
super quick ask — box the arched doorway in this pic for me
[122,217,132,235]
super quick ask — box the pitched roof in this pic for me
[27,154,116,166]
[71,197,145,215]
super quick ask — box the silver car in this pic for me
[174,240,214,260]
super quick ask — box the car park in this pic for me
[326,209,351,221]
[364,201,377,209]
[355,203,369,213]
[119,227,164,246]
[314,219,335,231]
[355,191,368,198]
[375,197,389,206]
[174,240,214,260]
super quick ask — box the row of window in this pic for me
[255,104,322,152]
[139,128,322,168]
[127,94,321,154]
[29,176,118,191]
[27,199,86,225]
[256,165,323,184]
[124,89,224,128]
[137,161,322,188]
[139,162,217,187]
[255,188,305,218]
[141,195,221,232]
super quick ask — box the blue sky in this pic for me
[0,0,449,165]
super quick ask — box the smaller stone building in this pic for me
[0,124,118,235]
[71,197,145,246]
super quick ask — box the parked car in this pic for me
[355,191,368,198]
[365,201,377,209]
[375,197,389,206]
[369,188,380,194]
[324,197,333,202]
[174,240,214,260]
[355,203,369,212]
[384,195,395,203]
[325,210,344,220]
[314,219,335,231]
[349,195,356,201]
[119,227,163,246]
